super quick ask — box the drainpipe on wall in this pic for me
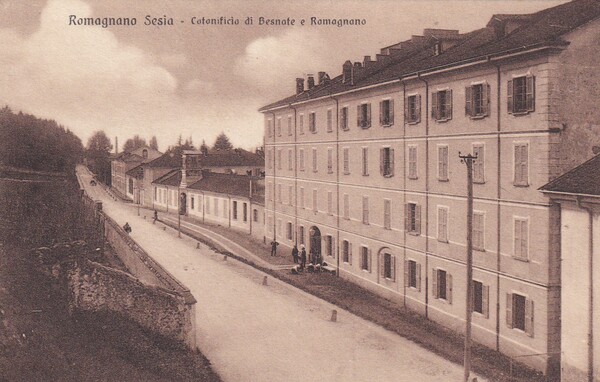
[417,73,430,319]
[329,94,340,276]
[289,103,298,247]
[401,79,408,307]
[492,59,502,352]
[577,196,594,382]
[269,111,277,242]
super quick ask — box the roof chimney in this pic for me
[307,74,315,90]
[296,77,305,94]
[363,56,372,67]
[318,71,329,85]
[342,60,353,85]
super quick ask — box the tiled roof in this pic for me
[192,148,264,168]
[152,169,181,187]
[145,149,182,169]
[113,152,143,163]
[125,164,144,179]
[540,154,600,196]
[187,172,261,199]
[260,0,600,111]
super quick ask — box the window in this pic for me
[233,201,238,220]
[339,107,348,130]
[508,75,535,114]
[243,203,247,222]
[357,103,371,128]
[433,42,442,56]
[288,185,293,206]
[287,116,292,136]
[383,199,391,230]
[299,149,305,171]
[128,178,133,194]
[432,90,453,121]
[191,197,195,210]
[360,246,371,272]
[473,144,485,183]
[405,94,421,124]
[438,145,449,181]
[514,143,529,186]
[362,147,369,176]
[286,222,293,240]
[405,260,421,291]
[437,206,448,242]
[327,109,333,132]
[343,147,350,174]
[312,189,317,212]
[362,196,369,224]
[381,253,395,280]
[299,114,304,134]
[214,197,219,216]
[309,112,316,133]
[288,149,293,171]
[277,149,282,170]
[312,148,318,172]
[466,84,490,118]
[405,203,421,235]
[267,119,273,137]
[325,235,333,257]
[473,211,485,251]
[327,148,333,174]
[253,209,258,222]
[277,118,282,136]
[379,99,394,126]
[507,293,534,337]
[142,149,148,159]
[223,199,227,218]
[343,194,349,220]
[300,187,305,209]
[380,147,394,177]
[432,268,452,303]
[408,146,418,179]
[342,240,352,264]
[514,218,529,260]
[473,280,489,318]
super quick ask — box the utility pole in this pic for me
[178,193,182,238]
[459,151,477,382]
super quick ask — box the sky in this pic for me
[0,0,567,152]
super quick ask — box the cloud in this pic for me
[234,28,332,94]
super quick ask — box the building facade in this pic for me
[260,1,600,376]
[111,146,162,199]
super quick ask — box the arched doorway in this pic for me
[180,192,187,215]
[309,226,321,260]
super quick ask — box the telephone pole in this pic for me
[459,151,477,382]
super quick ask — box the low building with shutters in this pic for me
[259,0,600,377]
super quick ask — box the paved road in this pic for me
[78,166,483,382]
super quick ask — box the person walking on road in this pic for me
[153,209,158,224]
[291,244,299,264]
[300,245,307,269]
[270,240,279,256]
[123,222,132,234]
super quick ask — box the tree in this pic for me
[122,135,147,153]
[199,139,208,154]
[86,130,112,185]
[212,132,233,150]
[149,136,159,150]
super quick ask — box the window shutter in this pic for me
[404,260,410,287]
[526,75,535,112]
[389,148,395,176]
[379,253,385,277]
[465,86,472,116]
[348,242,352,265]
[432,268,438,298]
[522,145,528,185]
[431,91,438,120]
[391,256,396,281]
[404,97,409,123]
[506,293,513,328]
[415,204,422,235]
[404,203,410,232]
[484,84,491,116]
[525,299,534,337]
[507,79,513,114]
[379,101,384,126]
[357,105,361,127]
[447,273,453,304]
[514,146,521,184]
[447,89,453,120]
[366,103,372,128]
[368,248,372,273]
[416,263,421,292]
[482,284,490,319]
[380,148,384,176]
[521,220,528,259]
[389,99,394,125]
[415,95,421,123]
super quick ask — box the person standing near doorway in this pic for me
[291,244,299,264]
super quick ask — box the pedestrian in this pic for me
[123,222,132,234]
[291,244,299,264]
[270,240,279,256]
[153,209,158,224]
[300,245,307,269]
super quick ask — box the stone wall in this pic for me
[68,259,195,348]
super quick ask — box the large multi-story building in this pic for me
[110,146,162,199]
[260,0,600,376]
